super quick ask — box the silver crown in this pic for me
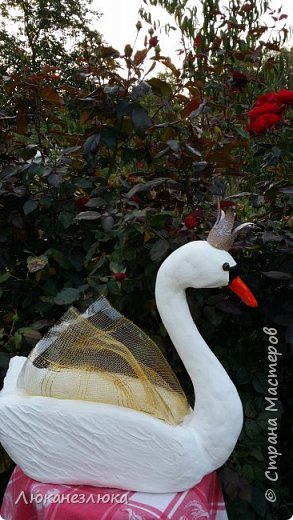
[207,209,254,251]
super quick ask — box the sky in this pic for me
[93,0,293,70]
[93,0,181,67]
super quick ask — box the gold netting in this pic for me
[17,297,189,425]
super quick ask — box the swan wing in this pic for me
[17,297,189,425]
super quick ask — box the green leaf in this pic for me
[131,104,152,137]
[185,143,202,156]
[0,352,10,370]
[126,178,167,198]
[0,271,11,283]
[58,211,75,229]
[122,280,134,294]
[148,77,172,97]
[23,199,39,215]
[167,140,180,153]
[18,327,42,345]
[150,239,170,262]
[27,255,48,273]
[88,256,107,276]
[107,279,122,295]
[45,248,71,269]
[236,367,251,384]
[48,173,63,187]
[83,133,101,168]
[245,401,257,418]
[241,463,255,481]
[124,209,148,222]
[252,374,267,395]
[100,127,118,148]
[235,126,249,139]
[40,296,55,303]
[131,81,151,99]
[244,419,260,439]
[54,288,80,305]
[116,99,133,118]
[31,319,51,330]
[75,211,101,221]
[252,484,267,517]
[0,446,11,473]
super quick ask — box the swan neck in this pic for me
[155,270,243,464]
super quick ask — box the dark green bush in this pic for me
[0,1,292,518]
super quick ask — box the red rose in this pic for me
[248,102,284,118]
[232,71,247,81]
[247,113,282,134]
[131,195,141,205]
[184,214,200,229]
[220,200,236,209]
[149,36,159,48]
[114,272,126,282]
[256,92,280,105]
[231,70,248,90]
[75,196,89,209]
[277,89,293,105]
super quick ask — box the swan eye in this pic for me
[222,263,230,271]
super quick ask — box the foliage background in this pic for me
[0,0,292,518]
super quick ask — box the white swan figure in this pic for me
[0,214,257,493]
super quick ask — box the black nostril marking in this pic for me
[229,265,239,283]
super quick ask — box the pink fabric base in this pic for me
[1,466,228,520]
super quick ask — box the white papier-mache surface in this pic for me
[0,241,244,492]
[0,356,205,492]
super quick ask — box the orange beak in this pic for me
[229,275,258,308]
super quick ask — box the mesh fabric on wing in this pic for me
[17,297,189,425]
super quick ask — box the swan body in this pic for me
[0,241,244,492]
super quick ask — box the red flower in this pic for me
[184,214,200,229]
[131,195,141,205]
[248,102,284,118]
[194,35,202,48]
[220,200,236,209]
[247,113,282,134]
[149,36,159,48]
[231,70,248,90]
[75,196,89,209]
[277,89,293,105]
[136,161,144,169]
[114,272,126,282]
[255,92,280,105]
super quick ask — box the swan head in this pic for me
[157,241,235,290]
[156,240,258,307]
